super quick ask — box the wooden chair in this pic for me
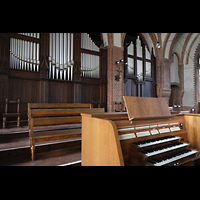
[3,99,20,128]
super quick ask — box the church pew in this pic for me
[28,103,104,161]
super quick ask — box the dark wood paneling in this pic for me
[81,83,100,104]
[48,80,74,103]
[9,78,39,103]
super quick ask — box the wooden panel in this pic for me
[33,116,82,126]
[184,114,200,149]
[123,96,171,120]
[81,112,127,119]
[9,69,40,80]
[82,115,124,166]
[0,75,8,101]
[48,80,74,103]
[29,103,91,109]
[9,78,39,103]
[32,128,81,142]
[81,82,100,104]
[30,108,105,117]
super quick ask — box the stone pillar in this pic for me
[159,58,171,105]
[178,63,184,105]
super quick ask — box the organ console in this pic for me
[81,96,200,166]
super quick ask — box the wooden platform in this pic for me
[0,125,81,166]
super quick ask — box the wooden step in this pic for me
[1,146,81,166]
[0,126,81,166]
[0,137,81,160]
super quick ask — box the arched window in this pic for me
[124,33,156,97]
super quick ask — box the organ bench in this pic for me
[81,96,200,166]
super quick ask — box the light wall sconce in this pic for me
[156,41,161,49]
[115,59,126,81]
[174,105,181,108]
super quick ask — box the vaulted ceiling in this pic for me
[102,33,200,65]
[139,33,200,65]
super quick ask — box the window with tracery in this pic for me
[124,33,156,97]
[125,35,152,83]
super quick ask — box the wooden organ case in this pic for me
[81,96,199,166]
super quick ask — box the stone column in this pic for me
[159,58,172,105]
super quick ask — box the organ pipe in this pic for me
[9,33,40,72]
[10,33,101,81]
[81,33,100,78]
[49,33,74,81]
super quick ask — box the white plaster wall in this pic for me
[183,35,200,106]
[141,33,155,54]
[170,33,194,106]
[182,34,199,106]
[183,65,195,106]
[102,33,108,47]
[113,33,121,48]
[171,53,179,84]
[164,33,176,59]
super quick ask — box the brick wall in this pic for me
[106,45,124,112]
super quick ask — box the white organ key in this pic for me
[170,126,181,132]
[159,128,170,134]
[169,122,179,126]
[149,124,157,128]
[154,150,198,166]
[151,129,159,135]
[158,123,169,127]
[118,127,135,132]
[119,133,136,141]
[136,131,150,137]
[138,136,181,148]
[145,143,189,157]
[135,125,149,130]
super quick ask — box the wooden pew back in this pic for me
[28,103,104,133]
[28,103,105,161]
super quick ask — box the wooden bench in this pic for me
[28,103,104,161]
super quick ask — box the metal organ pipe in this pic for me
[81,33,100,78]
[49,33,74,81]
[9,33,40,72]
